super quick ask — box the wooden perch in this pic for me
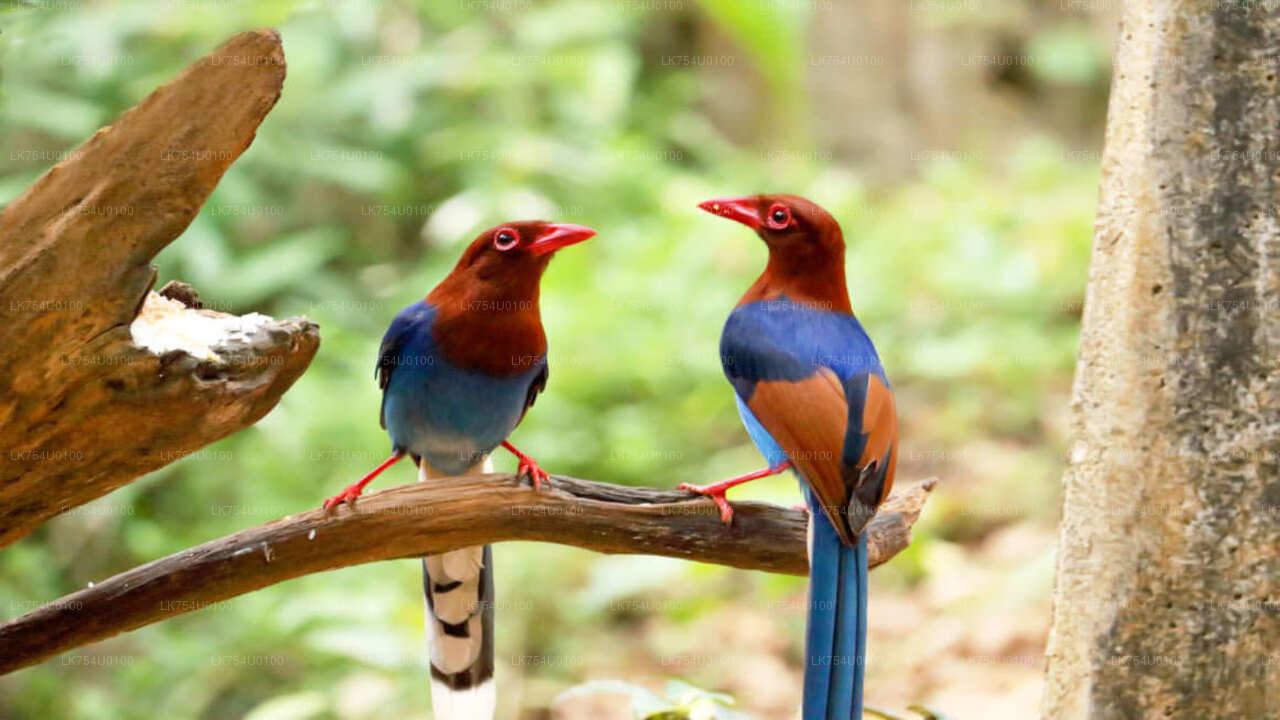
[0,475,934,675]
[0,29,318,548]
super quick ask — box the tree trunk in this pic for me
[1042,1,1280,718]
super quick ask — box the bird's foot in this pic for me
[321,452,405,512]
[678,481,738,524]
[322,483,365,512]
[516,455,549,490]
[503,440,548,490]
[678,460,793,525]
[790,502,809,513]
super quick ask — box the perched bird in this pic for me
[322,220,596,720]
[688,195,897,720]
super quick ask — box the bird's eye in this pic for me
[766,204,791,230]
[493,228,519,251]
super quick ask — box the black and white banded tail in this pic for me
[420,459,495,719]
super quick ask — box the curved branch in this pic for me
[0,474,934,675]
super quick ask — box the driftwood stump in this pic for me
[0,30,318,548]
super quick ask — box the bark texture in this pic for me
[0,475,935,675]
[1042,1,1280,717]
[0,29,318,548]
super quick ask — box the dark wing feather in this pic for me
[519,359,548,422]
[843,372,897,534]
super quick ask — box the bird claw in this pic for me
[322,484,364,512]
[320,453,404,513]
[515,455,549,490]
[678,482,736,524]
[501,441,550,490]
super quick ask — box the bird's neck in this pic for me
[740,250,853,315]
[426,274,547,376]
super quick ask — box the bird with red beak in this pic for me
[321,219,596,720]
[691,194,897,720]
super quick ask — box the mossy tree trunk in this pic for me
[1042,1,1280,718]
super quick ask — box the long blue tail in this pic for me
[802,489,868,720]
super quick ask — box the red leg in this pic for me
[322,452,405,511]
[502,440,549,490]
[679,460,793,524]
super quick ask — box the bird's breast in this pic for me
[383,343,544,475]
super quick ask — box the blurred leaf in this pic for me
[906,705,960,720]
[211,227,345,308]
[556,679,671,718]
[1028,25,1107,86]
[555,678,753,720]
[1,86,103,139]
[694,0,804,99]
[243,691,327,720]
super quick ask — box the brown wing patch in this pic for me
[860,374,898,507]
[746,369,855,545]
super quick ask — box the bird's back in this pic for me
[720,297,885,393]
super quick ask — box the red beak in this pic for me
[528,223,597,256]
[698,197,761,230]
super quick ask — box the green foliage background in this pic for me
[0,1,1105,718]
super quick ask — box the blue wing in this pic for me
[377,302,436,430]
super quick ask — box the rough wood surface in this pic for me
[0,475,935,675]
[1041,1,1280,717]
[0,29,318,548]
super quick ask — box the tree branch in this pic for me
[0,29,317,548]
[0,474,934,675]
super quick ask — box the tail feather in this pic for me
[420,460,496,720]
[803,489,868,720]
